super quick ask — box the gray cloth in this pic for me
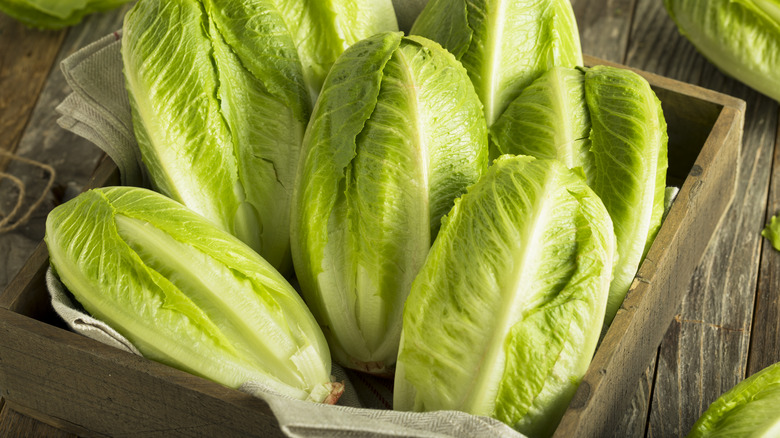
[48,268,142,356]
[51,5,524,437]
[57,31,148,187]
[47,267,520,438]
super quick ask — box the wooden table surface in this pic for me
[1,1,779,437]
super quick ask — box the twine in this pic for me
[0,150,56,234]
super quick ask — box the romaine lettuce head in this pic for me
[276,0,399,99]
[291,31,488,375]
[492,65,668,329]
[122,0,312,274]
[687,361,780,438]
[585,65,668,327]
[394,155,615,438]
[665,0,780,102]
[410,0,583,127]
[0,0,131,29]
[45,187,338,403]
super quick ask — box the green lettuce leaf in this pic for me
[275,0,399,99]
[0,0,131,29]
[490,66,592,177]
[411,0,583,127]
[291,31,488,375]
[687,362,780,438]
[665,0,780,102]
[585,65,668,327]
[45,187,336,403]
[122,0,311,274]
[394,155,615,437]
[762,214,780,251]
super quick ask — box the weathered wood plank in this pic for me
[0,18,66,436]
[621,2,777,437]
[648,68,776,438]
[570,0,637,63]
[624,0,710,84]
[649,57,776,438]
[0,6,131,292]
[749,118,780,377]
[0,403,75,438]
[2,0,776,436]
[0,15,66,170]
[606,362,656,438]
[0,309,281,437]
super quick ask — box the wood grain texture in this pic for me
[4,402,97,438]
[624,0,710,84]
[606,362,656,438]
[648,52,776,438]
[570,0,637,63]
[0,309,282,437]
[623,1,778,437]
[0,15,65,169]
[0,16,64,288]
[0,6,130,292]
[2,0,777,436]
[749,118,780,377]
[0,403,75,438]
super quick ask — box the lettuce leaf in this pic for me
[0,0,132,29]
[411,0,583,127]
[490,66,592,176]
[762,213,780,251]
[665,0,780,102]
[275,0,398,99]
[688,361,780,437]
[122,0,311,274]
[585,65,668,326]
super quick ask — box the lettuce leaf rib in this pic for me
[276,0,398,99]
[492,65,668,329]
[491,67,592,174]
[292,32,404,372]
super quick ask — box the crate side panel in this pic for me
[0,310,282,437]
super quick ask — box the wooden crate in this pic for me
[0,60,745,437]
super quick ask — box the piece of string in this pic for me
[0,149,56,234]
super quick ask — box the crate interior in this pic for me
[654,85,723,188]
